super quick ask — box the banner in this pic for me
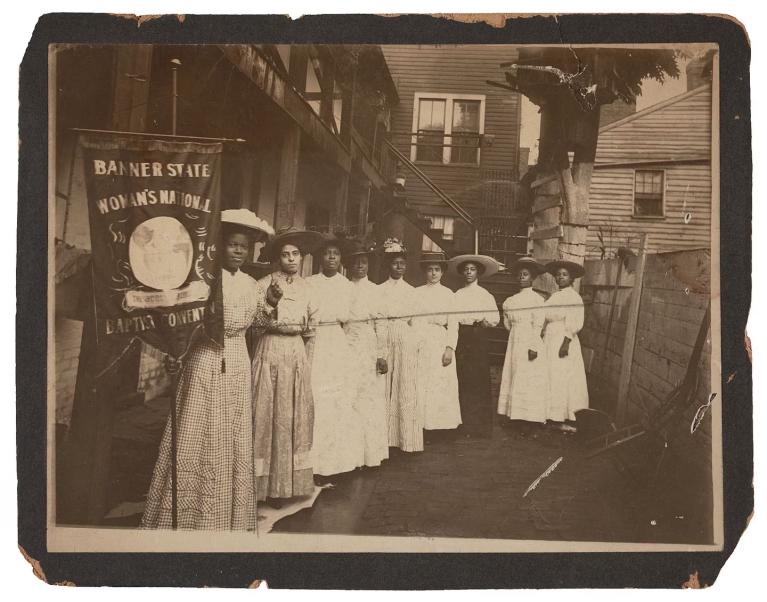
[80,136,224,364]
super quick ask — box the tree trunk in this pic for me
[529,101,600,270]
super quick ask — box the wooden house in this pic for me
[381,45,529,274]
[587,83,713,258]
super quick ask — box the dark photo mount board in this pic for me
[18,12,751,588]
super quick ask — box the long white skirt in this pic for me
[345,322,389,467]
[417,323,462,430]
[543,320,589,421]
[497,325,550,423]
[310,323,365,475]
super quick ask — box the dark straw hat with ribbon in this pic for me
[264,226,325,261]
[545,259,586,279]
[418,251,449,270]
[513,256,546,276]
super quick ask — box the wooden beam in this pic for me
[531,225,563,240]
[275,124,301,228]
[532,194,562,214]
[220,45,352,173]
[616,233,649,425]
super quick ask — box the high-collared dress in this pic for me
[378,276,422,452]
[543,285,589,421]
[345,276,389,467]
[498,286,550,423]
[141,268,262,530]
[413,281,462,431]
[453,280,501,436]
[306,271,365,476]
[251,271,315,501]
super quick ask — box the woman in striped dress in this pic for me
[251,227,324,508]
[141,209,273,530]
[378,239,422,452]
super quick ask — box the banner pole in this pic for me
[168,359,182,529]
[171,59,181,136]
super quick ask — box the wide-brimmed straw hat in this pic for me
[512,256,546,276]
[545,259,586,279]
[418,251,448,269]
[448,254,501,278]
[264,226,325,260]
[221,209,275,238]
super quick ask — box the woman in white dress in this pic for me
[498,257,550,433]
[543,260,589,425]
[413,251,462,440]
[378,238,422,453]
[449,254,501,438]
[307,235,365,479]
[343,239,389,468]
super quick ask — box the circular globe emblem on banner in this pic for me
[129,216,193,291]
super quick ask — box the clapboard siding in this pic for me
[587,163,711,256]
[587,85,712,257]
[596,85,711,163]
[383,45,521,225]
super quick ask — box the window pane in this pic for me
[419,99,445,131]
[450,100,480,164]
[452,100,480,132]
[442,216,454,240]
[416,100,445,162]
[635,171,664,216]
[635,171,646,193]
[636,199,663,217]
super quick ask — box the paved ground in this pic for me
[85,366,710,543]
[272,422,672,542]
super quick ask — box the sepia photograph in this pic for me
[45,37,725,556]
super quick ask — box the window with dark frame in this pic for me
[634,170,665,217]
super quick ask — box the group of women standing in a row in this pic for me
[140,208,588,531]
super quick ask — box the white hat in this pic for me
[448,254,502,278]
[221,209,275,237]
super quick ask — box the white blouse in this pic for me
[307,272,352,327]
[453,280,501,326]
[348,276,388,358]
[378,277,416,324]
[544,286,585,338]
[412,282,458,350]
